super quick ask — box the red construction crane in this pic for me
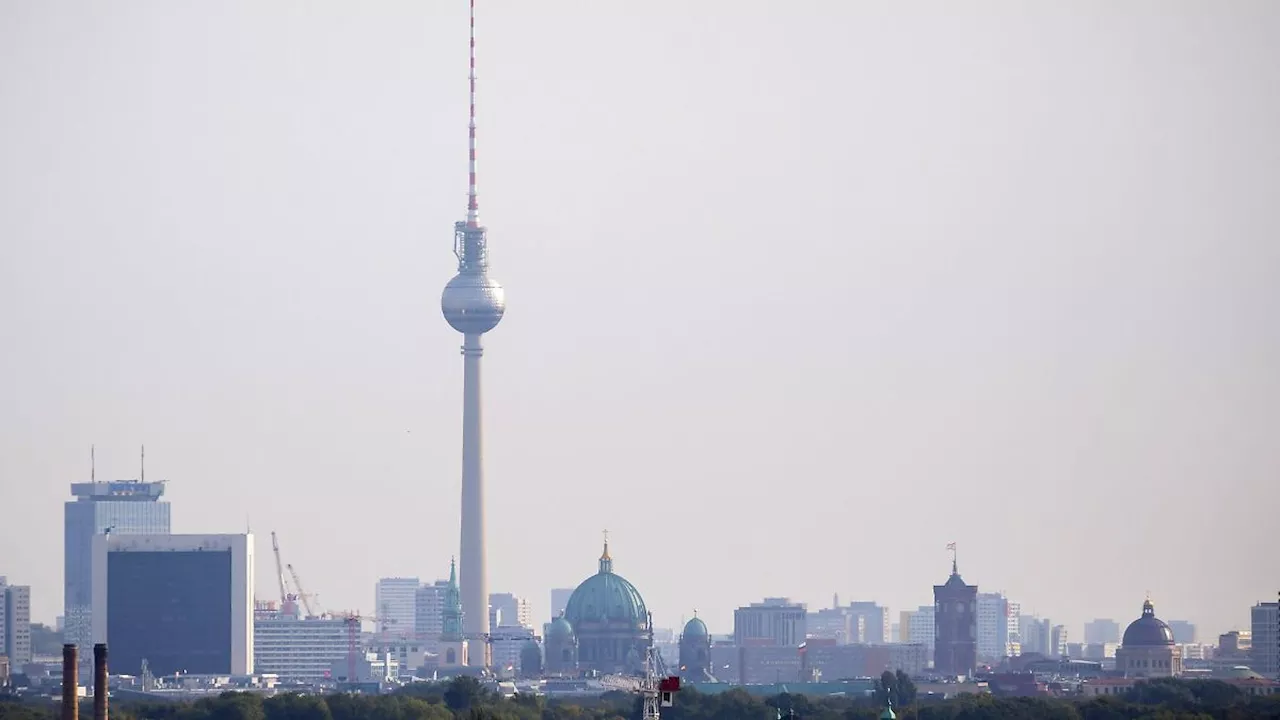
[338,612,395,683]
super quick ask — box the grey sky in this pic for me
[1,0,1278,640]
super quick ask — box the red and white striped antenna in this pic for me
[466,0,480,228]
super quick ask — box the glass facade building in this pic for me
[107,550,232,676]
[91,533,253,676]
[64,481,170,658]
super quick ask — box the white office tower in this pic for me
[92,533,253,676]
[976,593,1010,663]
[0,578,32,665]
[489,593,532,629]
[376,577,421,637]
[254,603,348,682]
[907,606,936,658]
[416,579,451,648]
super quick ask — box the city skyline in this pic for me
[2,1,1278,644]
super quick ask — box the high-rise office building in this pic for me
[976,593,1009,663]
[1019,616,1052,656]
[375,577,420,637]
[416,579,451,646]
[550,588,574,620]
[489,593,532,630]
[906,606,936,657]
[1167,620,1197,645]
[64,480,170,658]
[1051,625,1068,658]
[0,578,32,665]
[253,605,348,682]
[1250,602,1277,678]
[1005,601,1022,656]
[92,533,253,676]
[734,598,807,647]
[1084,618,1121,645]
[847,602,889,644]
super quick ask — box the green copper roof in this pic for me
[441,557,464,640]
[683,614,709,638]
[564,538,648,627]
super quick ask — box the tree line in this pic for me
[3,675,1280,720]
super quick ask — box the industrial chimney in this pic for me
[61,644,78,720]
[93,643,109,720]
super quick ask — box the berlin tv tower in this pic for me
[440,0,505,665]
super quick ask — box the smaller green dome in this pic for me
[548,616,574,640]
[683,616,709,638]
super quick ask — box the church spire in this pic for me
[441,557,464,641]
[599,529,613,574]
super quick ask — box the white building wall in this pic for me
[976,593,1008,662]
[91,533,253,675]
[376,578,420,637]
[908,606,935,658]
[416,581,449,646]
[1,580,32,665]
[254,615,348,681]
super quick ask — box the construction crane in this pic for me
[479,632,542,675]
[286,563,316,617]
[270,531,290,607]
[598,614,680,719]
[337,612,396,684]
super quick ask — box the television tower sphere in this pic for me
[441,271,505,335]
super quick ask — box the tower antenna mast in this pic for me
[466,0,479,229]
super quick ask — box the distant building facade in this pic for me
[416,579,450,647]
[489,593,532,630]
[1251,603,1278,678]
[975,593,1009,663]
[735,598,807,648]
[905,606,935,659]
[92,533,253,676]
[1085,619,1121,646]
[0,578,32,665]
[254,606,347,681]
[375,577,420,637]
[1167,620,1196,645]
[550,589,574,620]
[847,602,889,644]
[933,562,977,676]
[65,480,171,660]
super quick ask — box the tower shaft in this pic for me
[459,332,490,663]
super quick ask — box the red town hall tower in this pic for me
[933,546,977,677]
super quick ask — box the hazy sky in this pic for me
[2,0,1278,641]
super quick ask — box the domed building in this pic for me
[545,616,577,675]
[1116,598,1182,678]
[518,639,543,679]
[679,613,713,681]
[558,536,651,675]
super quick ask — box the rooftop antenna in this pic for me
[91,444,95,482]
[466,0,479,229]
[140,444,145,481]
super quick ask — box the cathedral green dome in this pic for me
[564,539,648,627]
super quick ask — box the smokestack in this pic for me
[93,644,108,720]
[61,644,78,720]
